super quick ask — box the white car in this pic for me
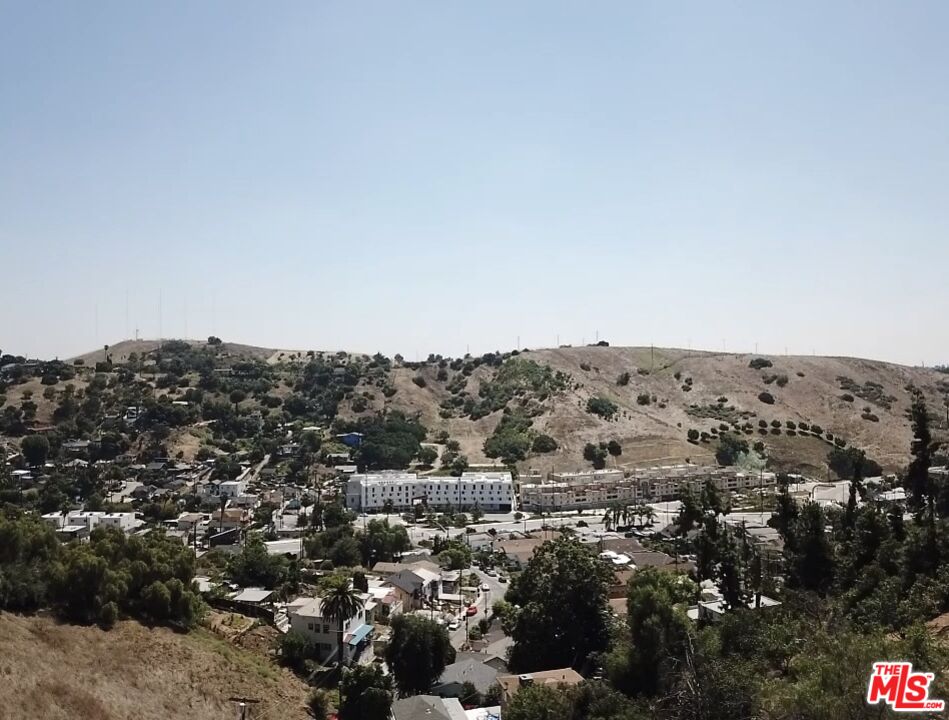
[486,569,498,577]
[448,620,460,631]
[480,583,490,592]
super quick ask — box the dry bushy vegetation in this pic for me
[0,614,311,720]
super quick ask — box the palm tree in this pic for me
[641,505,656,528]
[320,576,365,671]
[604,502,622,531]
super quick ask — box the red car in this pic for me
[466,605,478,617]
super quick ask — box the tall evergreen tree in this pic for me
[906,389,932,516]
[787,502,835,594]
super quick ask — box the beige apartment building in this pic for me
[519,465,776,512]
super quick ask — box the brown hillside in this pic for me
[62,340,949,476]
[364,346,948,475]
[0,614,311,720]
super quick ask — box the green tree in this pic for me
[675,488,703,535]
[449,454,469,477]
[583,443,607,470]
[307,689,330,720]
[609,568,695,697]
[228,535,288,588]
[417,446,439,466]
[787,502,835,594]
[505,684,573,720]
[280,630,315,672]
[320,575,365,671]
[338,664,393,720]
[354,411,427,470]
[21,434,50,467]
[715,433,748,466]
[506,536,613,672]
[357,519,411,566]
[484,413,534,465]
[328,536,362,568]
[352,570,369,592]
[586,396,619,420]
[385,614,455,696]
[531,433,559,453]
[228,389,246,411]
[906,389,933,515]
[771,473,799,547]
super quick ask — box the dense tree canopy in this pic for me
[385,614,455,696]
[506,536,614,672]
[353,412,427,470]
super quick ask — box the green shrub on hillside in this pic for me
[586,397,618,420]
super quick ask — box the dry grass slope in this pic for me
[64,339,949,475]
[0,614,311,720]
[375,346,949,474]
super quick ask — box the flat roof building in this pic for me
[345,471,515,512]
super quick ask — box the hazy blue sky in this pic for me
[2,2,948,364]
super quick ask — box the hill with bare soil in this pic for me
[0,613,311,720]
[57,340,949,476]
[340,346,948,475]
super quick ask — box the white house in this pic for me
[286,595,373,665]
[345,472,515,513]
[42,511,141,534]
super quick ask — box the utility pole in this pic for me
[228,698,260,720]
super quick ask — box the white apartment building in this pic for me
[345,472,516,512]
[520,465,776,512]
[286,595,374,665]
[42,511,141,533]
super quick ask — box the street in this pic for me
[448,566,507,649]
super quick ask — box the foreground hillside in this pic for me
[0,614,311,720]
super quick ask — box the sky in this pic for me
[2,1,948,365]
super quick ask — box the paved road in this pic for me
[448,567,508,649]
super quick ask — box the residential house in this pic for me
[231,588,275,605]
[495,534,559,569]
[387,567,442,611]
[214,507,250,531]
[366,584,403,621]
[371,559,441,576]
[496,668,584,708]
[42,511,140,534]
[209,527,242,550]
[286,595,373,666]
[686,581,782,622]
[62,439,91,456]
[390,695,467,720]
[431,658,500,699]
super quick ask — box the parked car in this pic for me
[486,569,498,577]
[498,576,508,584]
[448,620,460,631]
